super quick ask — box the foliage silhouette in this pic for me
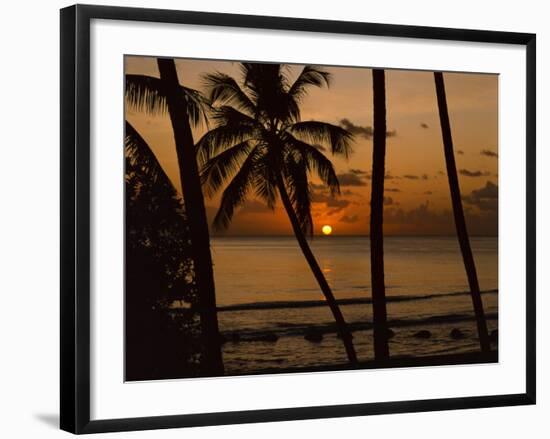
[125,121,202,380]
[126,60,224,375]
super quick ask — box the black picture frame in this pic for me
[60,4,536,434]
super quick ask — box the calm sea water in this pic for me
[207,236,498,373]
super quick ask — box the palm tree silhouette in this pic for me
[433,71,491,353]
[198,63,358,364]
[370,69,390,361]
[125,58,224,375]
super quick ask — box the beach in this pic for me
[173,236,498,374]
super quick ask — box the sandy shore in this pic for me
[221,351,498,378]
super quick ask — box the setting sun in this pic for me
[322,225,333,235]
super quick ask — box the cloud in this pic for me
[238,200,272,214]
[403,174,428,180]
[336,172,368,186]
[339,214,359,223]
[472,181,498,198]
[385,188,401,193]
[310,190,329,203]
[457,150,464,155]
[345,169,399,182]
[339,118,373,139]
[339,118,397,139]
[420,122,429,129]
[311,188,351,215]
[424,190,433,195]
[459,169,491,177]
[384,173,400,180]
[327,198,351,209]
[327,204,350,215]
[384,199,497,235]
[350,170,399,181]
[462,181,498,211]
[384,202,453,231]
[383,196,394,206]
[481,149,498,158]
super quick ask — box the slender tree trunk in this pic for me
[157,58,224,375]
[276,175,358,365]
[434,71,491,353]
[370,69,390,361]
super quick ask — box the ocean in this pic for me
[205,236,498,373]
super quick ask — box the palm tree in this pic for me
[125,58,224,375]
[433,71,491,353]
[198,63,358,364]
[370,69,390,361]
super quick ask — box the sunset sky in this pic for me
[125,56,498,236]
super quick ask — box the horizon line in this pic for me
[210,234,498,238]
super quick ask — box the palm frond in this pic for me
[126,75,209,127]
[240,63,283,92]
[251,147,278,208]
[210,105,260,129]
[200,141,255,198]
[280,93,301,124]
[288,66,331,101]
[288,121,354,158]
[195,123,258,165]
[284,153,313,236]
[182,86,210,128]
[203,72,256,116]
[125,121,168,185]
[238,63,296,123]
[284,134,340,196]
[213,147,261,231]
[126,75,167,115]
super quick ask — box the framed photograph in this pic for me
[60,4,536,434]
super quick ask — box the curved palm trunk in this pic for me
[275,175,358,365]
[370,69,390,361]
[434,71,491,353]
[157,58,224,375]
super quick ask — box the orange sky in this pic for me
[125,56,498,236]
